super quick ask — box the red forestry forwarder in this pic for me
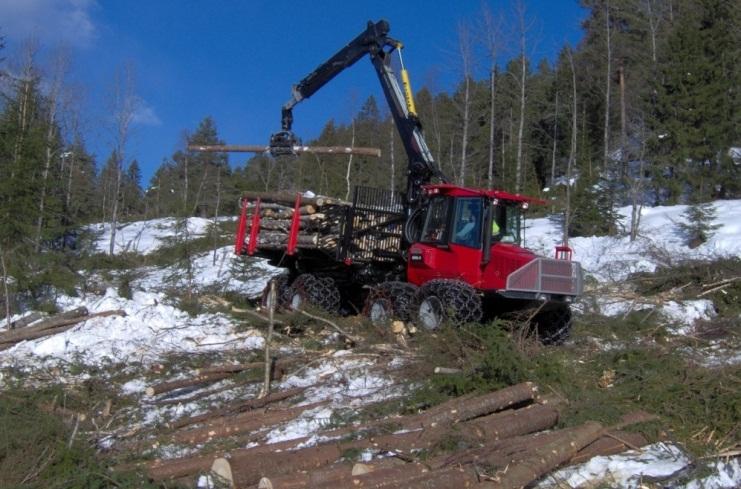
[229,20,583,342]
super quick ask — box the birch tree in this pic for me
[107,63,138,256]
[35,47,69,251]
[514,0,529,193]
[480,4,502,189]
[563,47,578,245]
[603,0,612,171]
[455,22,474,186]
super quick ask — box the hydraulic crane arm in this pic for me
[274,20,447,208]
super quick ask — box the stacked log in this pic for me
[240,191,401,258]
[242,194,346,253]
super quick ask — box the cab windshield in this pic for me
[420,196,450,244]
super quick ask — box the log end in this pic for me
[145,387,156,397]
[211,458,235,488]
[257,476,273,489]
[352,463,373,476]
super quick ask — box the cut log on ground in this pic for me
[194,361,263,376]
[254,458,404,489]
[168,386,307,430]
[154,377,259,406]
[481,421,605,488]
[250,404,559,489]
[570,431,649,464]
[216,402,558,488]
[0,309,125,350]
[145,372,234,397]
[403,381,539,429]
[171,400,329,445]
[145,437,310,481]
[8,311,43,329]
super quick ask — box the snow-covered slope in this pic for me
[526,200,741,283]
[88,217,226,255]
[1,288,265,367]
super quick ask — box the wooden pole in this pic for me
[259,281,276,399]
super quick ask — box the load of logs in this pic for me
[139,382,654,489]
[241,191,350,253]
[0,307,126,351]
[240,190,402,259]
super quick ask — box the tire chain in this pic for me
[414,279,482,327]
[534,305,572,345]
[289,273,341,314]
[363,281,419,322]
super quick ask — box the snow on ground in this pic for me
[133,245,282,299]
[538,442,741,489]
[265,350,405,445]
[590,297,716,332]
[525,199,741,283]
[0,288,264,368]
[88,217,228,255]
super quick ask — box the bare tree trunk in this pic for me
[629,117,647,241]
[183,154,189,211]
[35,50,69,251]
[108,64,137,256]
[603,0,612,171]
[259,281,276,398]
[190,166,209,216]
[0,246,10,330]
[515,0,528,193]
[109,160,123,255]
[482,5,500,189]
[11,44,38,181]
[345,119,356,201]
[212,165,222,266]
[457,22,473,186]
[619,59,627,177]
[564,48,578,246]
[551,83,559,187]
[488,68,497,188]
[644,0,659,65]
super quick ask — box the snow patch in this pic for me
[88,217,227,255]
[0,288,263,367]
[264,406,335,444]
[538,442,691,488]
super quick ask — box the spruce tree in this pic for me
[652,0,740,201]
[677,202,720,248]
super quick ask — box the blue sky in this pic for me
[0,0,587,183]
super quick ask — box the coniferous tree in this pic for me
[651,0,740,202]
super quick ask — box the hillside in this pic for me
[1,201,739,488]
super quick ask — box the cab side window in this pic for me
[451,198,483,248]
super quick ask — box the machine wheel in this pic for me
[260,275,291,310]
[532,303,572,345]
[287,274,341,314]
[414,279,482,329]
[362,281,418,325]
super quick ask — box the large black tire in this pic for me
[286,274,341,314]
[260,275,292,310]
[363,281,418,325]
[413,279,482,330]
[532,303,572,345]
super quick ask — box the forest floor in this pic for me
[1,202,739,488]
